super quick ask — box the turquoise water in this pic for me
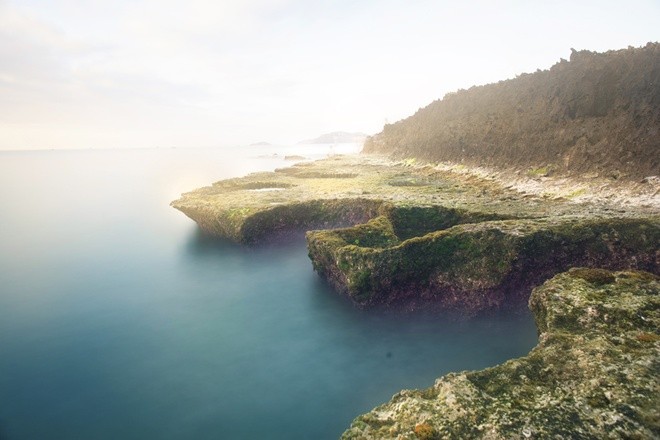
[0,148,538,439]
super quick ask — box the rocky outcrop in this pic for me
[342,269,660,439]
[170,155,573,245]
[364,43,660,180]
[172,157,389,244]
[173,155,659,311]
[307,216,659,312]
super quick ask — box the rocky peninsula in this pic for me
[172,44,659,438]
[172,154,658,312]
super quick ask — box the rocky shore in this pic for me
[172,154,658,311]
[342,268,660,439]
[171,43,659,438]
[172,152,659,437]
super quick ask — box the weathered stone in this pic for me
[172,154,658,310]
[342,269,660,439]
[307,215,659,311]
[172,155,562,244]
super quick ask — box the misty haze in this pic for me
[1,1,658,440]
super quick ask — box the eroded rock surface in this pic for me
[342,269,660,439]
[172,155,658,311]
[171,155,572,244]
[307,215,659,311]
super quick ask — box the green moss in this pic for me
[308,215,659,308]
[239,198,384,243]
[334,216,400,248]
[227,207,255,218]
[569,268,616,285]
[565,188,587,198]
[387,206,511,240]
[527,165,553,177]
[349,270,373,296]
[343,270,660,439]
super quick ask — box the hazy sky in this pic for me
[1,0,658,149]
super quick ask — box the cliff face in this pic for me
[364,43,660,180]
[307,215,659,311]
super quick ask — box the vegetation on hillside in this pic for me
[364,43,660,179]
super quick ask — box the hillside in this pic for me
[364,43,660,180]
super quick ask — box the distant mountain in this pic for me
[249,141,273,147]
[300,131,368,144]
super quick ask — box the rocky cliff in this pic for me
[364,43,660,180]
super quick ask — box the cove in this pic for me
[0,147,537,439]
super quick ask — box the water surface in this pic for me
[0,147,537,439]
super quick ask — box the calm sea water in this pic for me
[0,147,538,440]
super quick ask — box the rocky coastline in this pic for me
[172,43,659,438]
[342,268,660,439]
[171,152,659,438]
[172,154,658,311]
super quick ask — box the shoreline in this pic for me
[171,152,658,309]
[342,268,660,439]
[171,152,659,437]
[429,158,659,213]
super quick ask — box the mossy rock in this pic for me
[171,155,586,245]
[568,267,616,285]
[307,216,659,310]
[342,269,660,439]
[172,154,659,311]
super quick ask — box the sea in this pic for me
[0,145,538,439]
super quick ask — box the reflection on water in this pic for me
[0,148,538,440]
[185,229,245,256]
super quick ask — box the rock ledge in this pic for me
[172,155,659,311]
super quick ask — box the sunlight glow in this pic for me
[0,0,658,149]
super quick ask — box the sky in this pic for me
[0,0,658,150]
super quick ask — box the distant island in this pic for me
[174,43,659,438]
[299,131,368,145]
[248,141,273,147]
